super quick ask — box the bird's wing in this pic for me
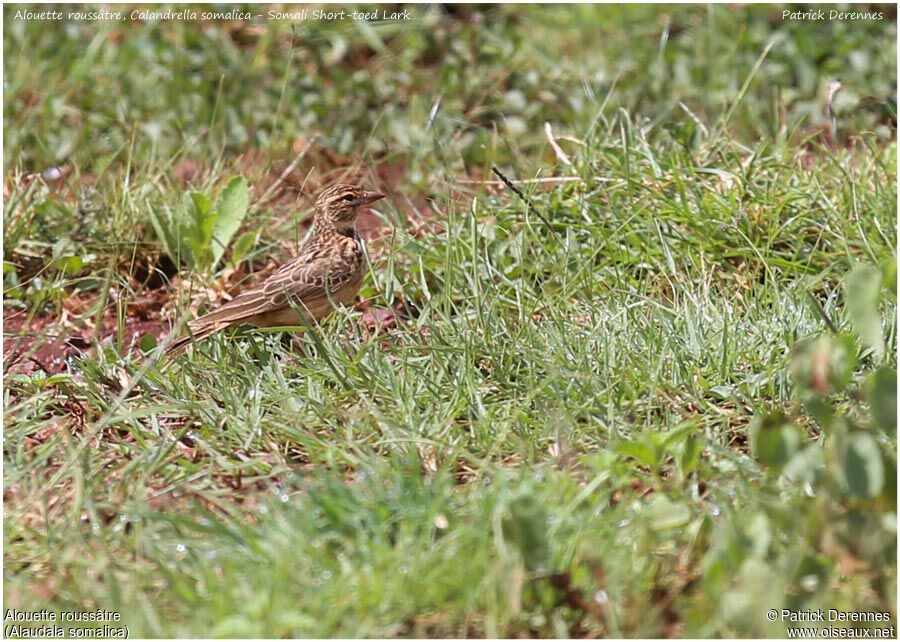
[191,250,356,326]
[262,250,358,307]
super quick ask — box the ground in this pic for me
[3,4,898,638]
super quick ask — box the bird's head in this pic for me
[314,183,385,233]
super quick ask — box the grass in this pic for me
[4,4,898,638]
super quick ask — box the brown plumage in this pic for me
[165,183,385,355]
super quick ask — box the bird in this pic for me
[165,183,385,355]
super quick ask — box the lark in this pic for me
[165,184,385,355]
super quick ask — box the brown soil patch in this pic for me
[4,297,171,376]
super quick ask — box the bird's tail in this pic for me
[164,321,226,357]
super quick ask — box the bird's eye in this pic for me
[342,194,355,202]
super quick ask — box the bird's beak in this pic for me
[360,190,386,205]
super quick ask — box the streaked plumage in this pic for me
[165,183,385,355]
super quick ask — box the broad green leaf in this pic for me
[139,332,158,353]
[790,335,856,397]
[616,440,658,467]
[803,395,835,431]
[791,554,831,595]
[212,615,257,638]
[844,263,884,361]
[881,257,896,300]
[750,412,802,472]
[6,372,75,389]
[188,191,213,217]
[502,495,550,573]
[842,432,884,498]
[783,444,826,486]
[720,559,784,634]
[867,368,897,436]
[679,435,704,476]
[230,230,257,267]
[644,495,691,531]
[57,255,84,273]
[660,421,699,450]
[190,191,216,241]
[744,512,772,558]
[181,191,215,268]
[211,176,250,268]
[274,611,317,634]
